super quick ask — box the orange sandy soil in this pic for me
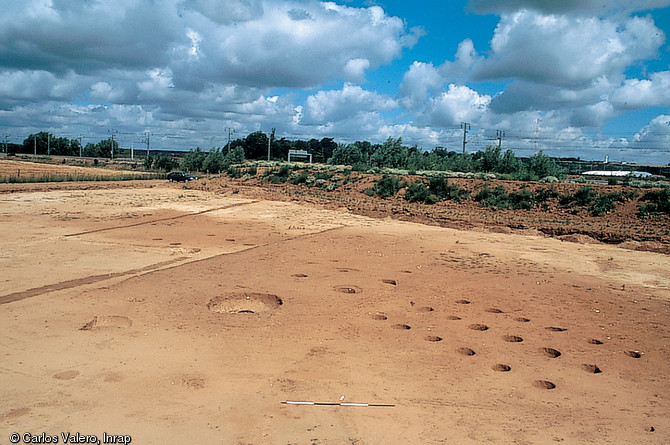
[1,178,669,444]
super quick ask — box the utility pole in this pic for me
[34,135,37,155]
[225,127,234,154]
[267,128,275,161]
[143,132,151,158]
[496,130,505,150]
[461,122,470,154]
[130,136,134,160]
[534,118,540,153]
[77,134,83,157]
[3,133,8,154]
[47,133,50,155]
[108,129,117,159]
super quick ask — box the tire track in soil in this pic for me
[0,258,188,305]
[63,201,259,237]
[2,218,347,305]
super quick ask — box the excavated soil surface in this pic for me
[1,171,669,444]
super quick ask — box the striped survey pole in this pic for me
[282,401,395,407]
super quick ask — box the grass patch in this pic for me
[0,173,163,183]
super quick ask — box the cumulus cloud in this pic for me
[398,62,443,110]
[467,0,670,16]
[183,0,264,24]
[611,71,670,109]
[0,0,183,74]
[0,1,418,92]
[634,114,670,144]
[473,11,664,86]
[398,39,483,110]
[419,84,491,127]
[301,84,397,126]
[174,1,420,89]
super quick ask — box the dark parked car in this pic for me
[167,171,197,182]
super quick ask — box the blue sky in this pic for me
[1,0,670,163]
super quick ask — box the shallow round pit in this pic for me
[540,347,561,358]
[533,380,556,390]
[207,293,282,315]
[503,335,523,343]
[455,299,470,305]
[417,306,434,312]
[334,285,362,294]
[446,315,461,320]
[53,370,80,380]
[80,315,132,331]
[370,313,388,321]
[581,364,602,374]
[492,364,511,372]
[392,324,411,330]
[588,339,604,345]
[468,323,488,331]
[546,326,567,332]
[425,336,443,342]
[486,308,503,314]
[457,347,476,356]
[624,350,642,358]
[291,273,308,278]
[382,279,397,286]
[515,317,531,323]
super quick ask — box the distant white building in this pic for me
[581,170,652,178]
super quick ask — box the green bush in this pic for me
[474,185,537,210]
[475,185,510,208]
[590,193,620,216]
[535,186,560,203]
[314,171,333,181]
[509,187,535,210]
[560,186,597,208]
[405,181,437,204]
[370,175,405,198]
[639,187,670,216]
[289,170,309,185]
[428,177,469,202]
[263,164,292,183]
[226,166,243,178]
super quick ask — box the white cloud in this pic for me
[137,68,175,100]
[467,0,670,15]
[344,58,371,83]
[174,0,419,89]
[398,62,443,110]
[474,11,664,87]
[301,84,397,125]
[90,82,125,104]
[440,39,483,82]
[0,0,183,74]
[634,114,670,144]
[420,84,491,127]
[183,0,264,25]
[612,71,670,109]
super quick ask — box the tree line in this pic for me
[14,130,563,179]
[17,132,119,158]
